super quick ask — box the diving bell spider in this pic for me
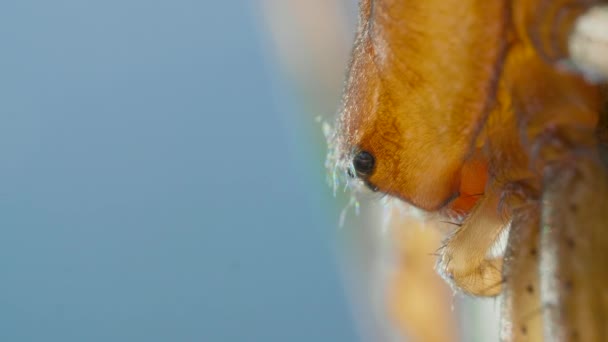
[328,0,608,340]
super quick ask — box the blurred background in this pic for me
[0,0,499,341]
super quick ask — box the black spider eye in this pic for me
[352,151,375,176]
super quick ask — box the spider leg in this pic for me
[539,154,608,341]
[501,202,543,341]
[437,189,509,296]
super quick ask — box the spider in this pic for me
[328,0,608,340]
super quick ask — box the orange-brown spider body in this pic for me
[332,0,608,340]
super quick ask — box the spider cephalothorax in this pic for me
[332,0,608,340]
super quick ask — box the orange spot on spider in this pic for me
[446,155,489,214]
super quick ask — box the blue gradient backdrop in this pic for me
[0,1,357,341]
